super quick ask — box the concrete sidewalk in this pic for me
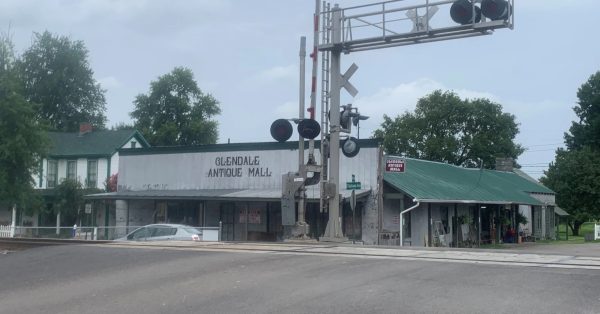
[105,241,600,270]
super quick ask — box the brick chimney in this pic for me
[79,123,93,136]
[495,157,514,172]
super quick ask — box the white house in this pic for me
[0,124,150,230]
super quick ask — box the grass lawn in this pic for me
[539,221,600,244]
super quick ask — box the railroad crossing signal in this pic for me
[316,0,514,242]
[341,63,358,97]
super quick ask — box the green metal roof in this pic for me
[554,207,570,216]
[383,156,554,205]
[47,130,149,158]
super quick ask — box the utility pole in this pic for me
[321,4,344,241]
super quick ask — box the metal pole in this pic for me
[400,201,420,247]
[298,36,307,225]
[322,4,344,241]
[308,0,320,159]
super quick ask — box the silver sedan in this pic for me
[116,224,203,242]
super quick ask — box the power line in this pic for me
[522,148,558,153]
[522,142,563,148]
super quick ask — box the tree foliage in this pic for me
[53,179,84,223]
[17,31,107,132]
[541,148,600,235]
[565,71,600,151]
[373,90,524,168]
[542,71,600,235]
[110,122,135,131]
[0,34,48,213]
[131,67,221,146]
[105,173,118,192]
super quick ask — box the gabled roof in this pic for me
[383,156,554,206]
[47,130,150,158]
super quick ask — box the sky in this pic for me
[1,0,599,179]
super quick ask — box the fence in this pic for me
[9,225,221,242]
[0,225,13,238]
[596,224,600,241]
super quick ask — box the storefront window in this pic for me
[154,202,167,223]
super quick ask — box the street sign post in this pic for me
[346,174,362,190]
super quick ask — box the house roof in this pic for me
[47,130,149,158]
[383,156,554,205]
[554,207,570,216]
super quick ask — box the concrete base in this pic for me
[319,236,349,243]
[283,223,311,240]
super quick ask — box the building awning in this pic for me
[85,188,371,202]
[554,206,570,216]
[383,156,549,206]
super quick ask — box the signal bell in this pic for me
[450,0,481,25]
[270,119,293,142]
[297,119,321,140]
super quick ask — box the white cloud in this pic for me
[350,77,576,179]
[256,64,297,82]
[353,78,498,137]
[0,0,233,37]
[517,0,596,10]
[98,76,120,89]
[274,101,298,118]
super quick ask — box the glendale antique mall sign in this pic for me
[385,158,405,173]
[207,155,273,178]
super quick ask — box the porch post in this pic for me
[56,211,61,235]
[454,204,458,248]
[104,201,109,240]
[398,194,404,246]
[126,200,130,234]
[10,205,16,237]
[477,205,481,247]
[565,217,568,241]
[427,203,432,247]
[531,207,535,240]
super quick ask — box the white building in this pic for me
[87,138,559,246]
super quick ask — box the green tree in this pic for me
[373,90,524,168]
[541,148,600,236]
[53,179,84,225]
[110,122,135,131]
[17,31,107,132]
[542,71,600,235]
[131,67,221,146]
[0,34,48,214]
[565,71,600,150]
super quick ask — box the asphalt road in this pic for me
[1,244,599,314]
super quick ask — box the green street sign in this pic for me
[346,181,361,190]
